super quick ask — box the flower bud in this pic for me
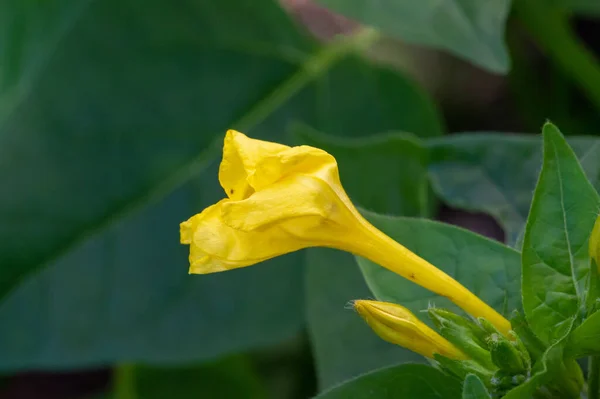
[354,300,467,360]
[487,333,527,374]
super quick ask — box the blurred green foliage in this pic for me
[3,0,600,398]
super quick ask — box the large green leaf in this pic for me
[98,356,266,399]
[0,0,441,369]
[521,123,600,345]
[357,213,521,322]
[314,364,462,399]
[297,131,436,389]
[0,0,313,305]
[316,0,511,73]
[428,134,600,245]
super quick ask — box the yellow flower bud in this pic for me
[180,130,511,334]
[354,300,467,359]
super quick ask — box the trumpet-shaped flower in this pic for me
[180,130,511,334]
[354,300,467,359]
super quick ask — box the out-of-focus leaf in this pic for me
[357,213,521,322]
[297,130,438,390]
[462,374,491,399]
[307,56,444,139]
[428,134,600,245]
[562,0,600,14]
[0,0,314,307]
[305,249,424,390]
[521,124,600,345]
[0,0,441,369]
[314,364,462,399]
[96,356,266,399]
[316,0,511,73]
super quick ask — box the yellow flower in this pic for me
[180,130,511,335]
[354,300,467,359]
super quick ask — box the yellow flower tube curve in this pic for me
[354,300,467,359]
[180,130,511,335]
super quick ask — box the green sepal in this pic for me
[509,331,531,371]
[509,311,546,363]
[433,355,494,384]
[487,333,527,375]
[490,370,528,397]
[429,308,494,369]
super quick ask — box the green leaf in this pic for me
[316,0,511,73]
[97,356,266,399]
[306,249,424,390]
[462,374,491,399]
[298,130,435,389]
[357,213,521,321]
[0,0,441,369]
[565,309,600,357]
[502,344,565,399]
[0,0,314,307]
[562,0,600,14]
[428,134,600,245]
[521,123,600,345]
[314,364,462,399]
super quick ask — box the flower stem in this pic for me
[589,356,600,399]
[514,0,600,112]
[114,363,137,399]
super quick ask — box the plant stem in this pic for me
[514,0,600,112]
[590,356,600,399]
[114,363,137,399]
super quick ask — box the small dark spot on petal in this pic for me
[230,189,234,194]
[410,273,416,280]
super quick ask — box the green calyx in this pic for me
[428,308,534,395]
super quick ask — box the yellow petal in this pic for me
[218,130,288,201]
[180,199,312,274]
[354,300,467,360]
[221,173,359,235]
[249,145,339,191]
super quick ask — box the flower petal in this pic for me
[218,130,288,201]
[249,145,338,191]
[220,176,331,232]
[180,199,311,274]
